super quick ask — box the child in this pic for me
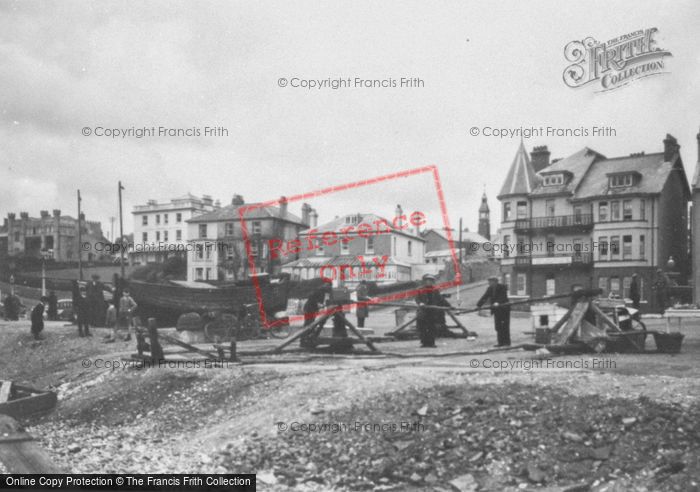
[31,297,48,340]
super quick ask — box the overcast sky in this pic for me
[2,0,699,239]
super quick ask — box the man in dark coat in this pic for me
[355,280,370,328]
[629,274,641,310]
[300,283,331,348]
[652,269,669,314]
[416,274,442,348]
[47,291,58,321]
[4,294,18,321]
[31,297,48,340]
[477,276,511,347]
[72,280,91,337]
[86,274,105,327]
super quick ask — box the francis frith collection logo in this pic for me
[563,28,672,92]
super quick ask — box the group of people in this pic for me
[416,274,511,348]
[26,273,138,342]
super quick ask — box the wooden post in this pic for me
[147,318,164,362]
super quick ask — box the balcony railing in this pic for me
[514,214,593,232]
[513,252,593,267]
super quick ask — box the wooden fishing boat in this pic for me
[0,382,57,419]
[127,274,290,316]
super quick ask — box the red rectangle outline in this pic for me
[239,165,461,328]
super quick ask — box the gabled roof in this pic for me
[498,141,538,198]
[573,152,690,199]
[530,147,604,196]
[187,203,304,225]
[303,213,424,241]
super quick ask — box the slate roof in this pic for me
[498,141,538,198]
[283,255,412,268]
[530,147,604,196]
[422,228,489,244]
[302,213,424,240]
[573,152,689,199]
[187,203,304,224]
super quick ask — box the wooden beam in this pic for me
[0,382,12,404]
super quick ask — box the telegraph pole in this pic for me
[457,217,463,305]
[77,190,83,281]
[118,181,125,278]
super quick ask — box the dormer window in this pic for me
[609,174,635,188]
[543,174,564,186]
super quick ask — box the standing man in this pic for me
[416,274,441,348]
[86,274,105,327]
[355,280,371,328]
[72,280,91,337]
[629,273,641,310]
[31,297,48,340]
[47,290,58,321]
[477,276,511,347]
[652,269,669,314]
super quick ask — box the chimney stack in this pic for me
[231,194,245,206]
[301,203,312,226]
[40,210,49,218]
[530,146,551,172]
[53,209,61,217]
[696,127,700,163]
[395,204,403,227]
[279,196,288,217]
[310,209,318,228]
[663,134,680,161]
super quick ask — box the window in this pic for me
[176,213,182,223]
[598,236,608,260]
[611,201,620,221]
[545,199,555,217]
[599,202,608,221]
[503,235,510,258]
[543,174,564,186]
[142,232,148,243]
[610,174,634,187]
[503,203,512,221]
[516,201,527,219]
[176,230,182,241]
[156,231,160,241]
[205,245,212,260]
[546,235,555,256]
[623,235,632,259]
[205,268,211,280]
[14,232,19,242]
[195,268,203,280]
[341,239,349,254]
[225,223,235,236]
[196,244,204,260]
[199,224,207,238]
[164,214,169,224]
[366,236,375,253]
[573,238,583,259]
[316,240,324,256]
[598,277,608,295]
[156,214,160,225]
[639,234,645,259]
[640,199,646,221]
[573,205,583,223]
[623,200,633,221]
[142,216,148,226]
[408,240,413,257]
[610,236,620,258]
[610,277,620,294]
[504,273,511,292]
[252,221,262,235]
[546,276,556,296]
[163,231,168,242]
[516,273,526,295]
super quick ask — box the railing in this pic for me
[514,214,593,231]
